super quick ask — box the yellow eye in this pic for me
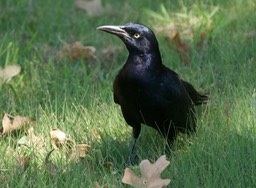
[133,33,140,38]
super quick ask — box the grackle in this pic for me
[97,23,208,164]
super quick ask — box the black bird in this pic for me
[97,23,208,164]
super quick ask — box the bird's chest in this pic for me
[114,68,159,107]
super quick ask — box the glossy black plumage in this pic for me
[97,23,208,164]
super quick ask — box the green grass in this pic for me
[0,0,256,187]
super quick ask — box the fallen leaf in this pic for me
[17,127,45,153]
[27,127,45,149]
[94,181,108,188]
[155,24,178,39]
[16,155,31,172]
[197,31,207,48]
[91,127,102,141]
[45,149,59,176]
[69,143,91,161]
[50,128,67,141]
[17,135,30,147]
[94,181,101,188]
[122,155,171,188]
[76,144,91,158]
[244,30,256,39]
[76,0,103,17]
[169,32,191,66]
[0,64,21,85]
[57,41,96,60]
[180,29,194,40]
[50,128,67,149]
[122,168,141,187]
[0,113,31,135]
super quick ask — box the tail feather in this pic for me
[182,80,209,106]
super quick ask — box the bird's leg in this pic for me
[127,137,138,165]
[127,125,141,165]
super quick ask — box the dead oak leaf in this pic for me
[17,127,44,149]
[27,127,45,149]
[1,113,31,135]
[16,155,31,172]
[0,64,21,85]
[75,0,103,17]
[94,181,108,188]
[76,144,91,158]
[50,128,67,149]
[244,30,256,39]
[57,41,96,60]
[154,24,178,39]
[166,32,191,66]
[122,155,171,188]
[197,31,207,49]
[69,143,91,161]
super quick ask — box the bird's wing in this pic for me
[159,69,192,105]
[182,80,208,105]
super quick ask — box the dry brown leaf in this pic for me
[0,64,21,84]
[94,181,101,188]
[76,0,103,16]
[16,155,31,172]
[155,25,178,38]
[50,128,67,149]
[94,181,108,188]
[171,32,191,66]
[69,143,91,161]
[122,168,141,187]
[122,155,171,188]
[27,127,45,149]
[76,144,91,158]
[17,127,45,153]
[244,30,256,39]
[180,29,194,40]
[1,113,31,135]
[197,31,207,48]
[57,41,96,60]
[91,128,102,141]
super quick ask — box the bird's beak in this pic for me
[97,25,130,39]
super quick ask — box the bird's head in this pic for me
[97,23,159,55]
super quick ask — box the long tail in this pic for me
[182,80,209,105]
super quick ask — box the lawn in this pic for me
[0,0,256,187]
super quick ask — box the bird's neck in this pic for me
[127,51,163,69]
